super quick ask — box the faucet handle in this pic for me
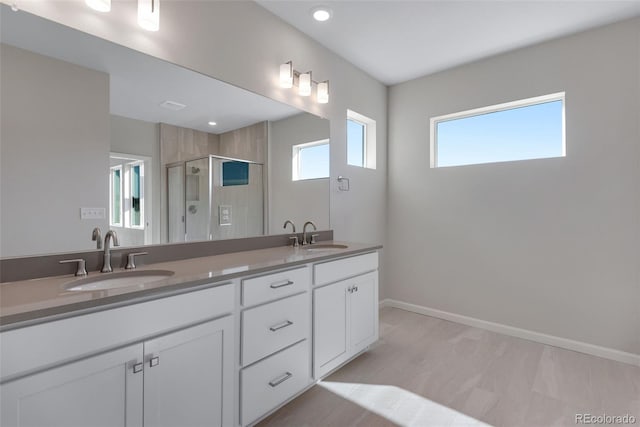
[92,227,102,250]
[125,252,148,270]
[60,258,87,276]
[288,236,299,248]
[310,234,319,244]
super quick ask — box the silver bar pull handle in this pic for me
[59,258,87,276]
[149,356,159,367]
[270,280,294,289]
[268,372,293,387]
[133,362,143,374]
[269,320,293,332]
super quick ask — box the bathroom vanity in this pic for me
[0,242,380,427]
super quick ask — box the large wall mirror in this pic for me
[0,5,330,258]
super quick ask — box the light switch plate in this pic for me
[80,207,106,220]
[219,205,232,226]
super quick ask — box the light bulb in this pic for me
[299,72,312,97]
[312,7,332,22]
[280,62,293,89]
[138,0,160,32]
[317,81,329,104]
[85,0,111,12]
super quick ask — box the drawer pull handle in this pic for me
[133,362,143,374]
[149,356,160,368]
[268,372,293,387]
[269,320,293,332]
[270,280,294,289]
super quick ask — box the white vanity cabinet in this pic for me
[239,266,312,426]
[1,343,144,427]
[143,317,233,427]
[313,252,379,379]
[0,284,235,427]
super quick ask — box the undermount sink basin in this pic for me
[65,270,175,291]
[305,244,349,252]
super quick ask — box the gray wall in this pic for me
[387,18,640,355]
[269,113,330,234]
[17,0,388,254]
[0,44,110,256]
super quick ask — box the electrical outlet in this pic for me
[80,207,106,220]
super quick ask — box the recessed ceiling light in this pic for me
[208,121,217,126]
[311,6,332,22]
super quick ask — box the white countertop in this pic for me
[0,241,381,329]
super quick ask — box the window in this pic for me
[222,161,249,186]
[430,92,565,168]
[109,156,145,229]
[110,166,122,227]
[347,109,376,169]
[129,162,143,228]
[292,139,330,181]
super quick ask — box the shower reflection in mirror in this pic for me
[167,155,264,243]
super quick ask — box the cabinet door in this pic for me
[1,344,143,427]
[142,316,234,427]
[313,281,348,379]
[349,271,379,354]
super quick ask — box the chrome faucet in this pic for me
[92,227,102,249]
[101,230,120,273]
[302,221,317,245]
[283,220,299,247]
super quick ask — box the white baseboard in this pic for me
[380,298,640,367]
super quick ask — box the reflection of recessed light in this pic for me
[208,121,217,126]
[311,6,332,22]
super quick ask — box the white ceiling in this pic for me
[257,0,640,85]
[0,5,300,134]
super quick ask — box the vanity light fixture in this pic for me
[317,81,329,104]
[85,0,111,12]
[279,61,293,89]
[279,61,329,104]
[311,6,332,22]
[138,0,160,32]
[298,71,312,97]
[208,121,217,126]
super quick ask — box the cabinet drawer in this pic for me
[242,267,309,307]
[242,293,309,366]
[314,252,378,286]
[241,340,310,426]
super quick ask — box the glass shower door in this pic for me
[184,157,211,242]
[167,164,185,243]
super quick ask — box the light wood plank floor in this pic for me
[258,307,640,427]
